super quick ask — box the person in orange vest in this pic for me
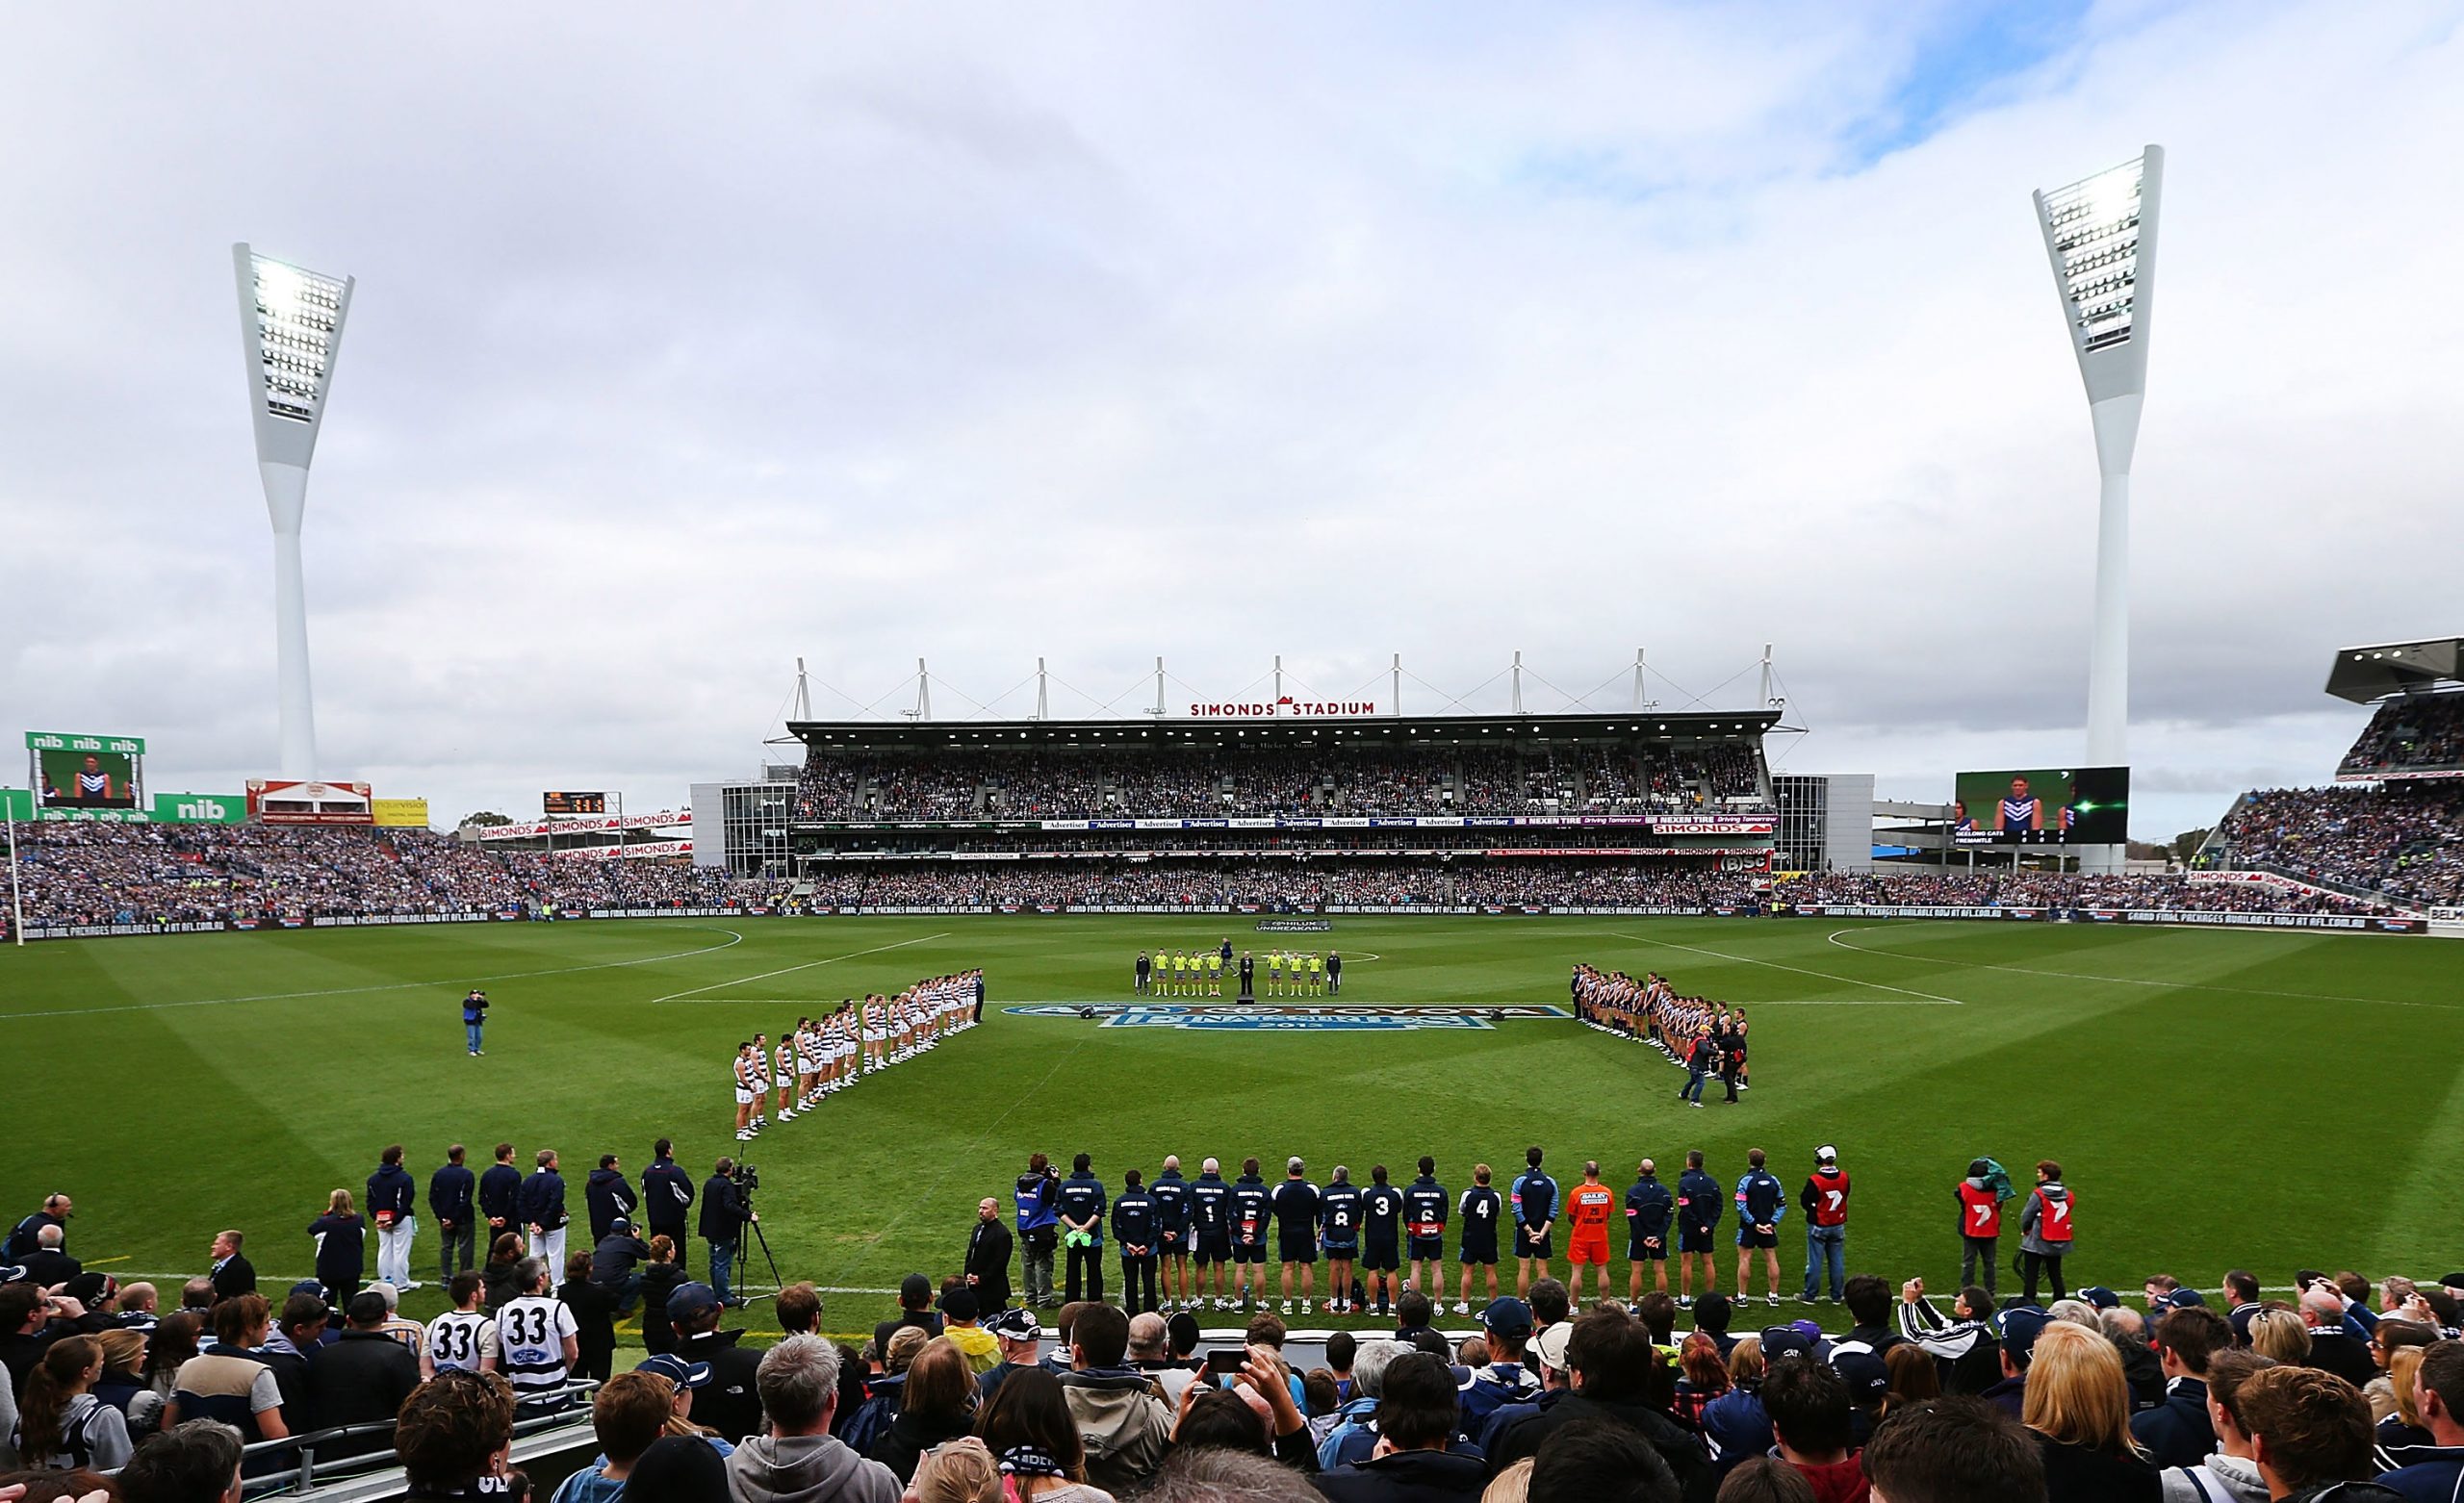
[1955,1159,2006,1299]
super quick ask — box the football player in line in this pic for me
[730,972,986,1139]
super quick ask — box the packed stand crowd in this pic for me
[795,742,1773,824]
[2340,694,2464,778]
[801,860,1761,910]
[15,1131,2464,1503]
[2216,784,2464,909]
[7,825,790,931]
[1784,869,2403,915]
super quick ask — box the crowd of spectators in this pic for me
[5,825,790,932]
[2340,694,2464,778]
[10,1170,2464,1503]
[794,742,1771,822]
[1785,869,2400,915]
[2216,784,2464,909]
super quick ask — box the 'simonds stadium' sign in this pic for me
[476,810,691,841]
[1187,698,1376,718]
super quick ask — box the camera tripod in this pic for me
[732,1213,793,1306]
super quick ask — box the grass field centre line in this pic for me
[1605,931,1965,1006]
[1821,926,2458,1009]
[0,927,749,1023]
[651,931,956,1004]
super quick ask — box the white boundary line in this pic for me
[1821,926,2458,1010]
[1606,930,1964,1006]
[0,928,750,1022]
[652,932,953,1004]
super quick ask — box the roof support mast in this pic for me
[1392,653,1401,717]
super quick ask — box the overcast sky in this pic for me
[4,1,2457,840]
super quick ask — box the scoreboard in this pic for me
[543,790,607,815]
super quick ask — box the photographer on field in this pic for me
[1015,1152,1062,1310]
[699,1158,755,1311]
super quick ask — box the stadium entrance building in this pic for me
[729,711,1782,912]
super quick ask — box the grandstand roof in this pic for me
[787,709,1782,751]
[2325,637,2464,703]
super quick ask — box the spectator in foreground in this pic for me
[1861,1396,2046,1503]
[1486,1309,1707,1497]
[394,1368,528,1501]
[973,1366,1114,1502]
[667,1282,762,1443]
[2020,1321,2157,1502]
[2157,1348,2275,1503]
[1057,1304,1171,1494]
[116,1419,244,1503]
[2381,1337,2464,1498]
[164,1296,288,1446]
[724,1335,900,1503]
[905,1434,1003,1503]
[2133,1306,2230,1469]
[15,1334,135,1470]
[1313,1351,1486,1501]
[1138,1446,1322,1503]
[1527,1416,1676,1503]
[552,1369,673,1503]
[1758,1353,1864,1501]
[2234,1364,2400,1503]
[310,1291,422,1450]
[1714,1458,1816,1502]
[625,1433,732,1503]
[978,1308,1043,1403]
[870,1337,977,1483]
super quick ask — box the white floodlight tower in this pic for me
[2035,147,2161,872]
[234,245,355,778]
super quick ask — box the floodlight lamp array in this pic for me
[2040,157,2145,355]
[247,254,347,424]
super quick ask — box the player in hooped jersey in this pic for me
[1454,1164,1502,1315]
[732,1045,761,1142]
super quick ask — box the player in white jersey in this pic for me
[774,1033,799,1121]
[862,997,886,1071]
[421,1271,500,1378]
[733,1044,761,1141]
[495,1265,580,1408]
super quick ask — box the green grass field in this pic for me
[6,915,2459,1340]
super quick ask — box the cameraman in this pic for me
[699,1157,756,1310]
[1015,1153,1061,1310]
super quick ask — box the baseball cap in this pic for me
[1832,1350,1889,1405]
[62,1273,117,1307]
[900,1273,934,1307]
[1759,1325,1814,1361]
[1533,1322,1575,1372]
[1815,1144,1838,1165]
[1999,1306,2051,1368]
[634,1353,711,1389]
[609,1217,630,1234]
[669,1283,722,1322]
[938,1287,980,1322]
[366,1281,401,1312]
[986,1307,1042,1342]
[2077,1286,2120,1310]
[1479,1297,1534,1338]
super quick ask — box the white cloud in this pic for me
[1,0,2456,832]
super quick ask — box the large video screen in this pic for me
[29,731,145,811]
[1951,766,2129,846]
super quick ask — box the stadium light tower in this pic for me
[234,245,355,778]
[2033,148,2162,777]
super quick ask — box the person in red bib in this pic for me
[1797,1145,1851,1305]
[1955,1159,2005,1299]
[2018,1159,2075,1304]
[1565,1161,1617,1306]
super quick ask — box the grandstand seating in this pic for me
[2213,782,2463,908]
[792,739,1774,821]
[2339,692,2464,778]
